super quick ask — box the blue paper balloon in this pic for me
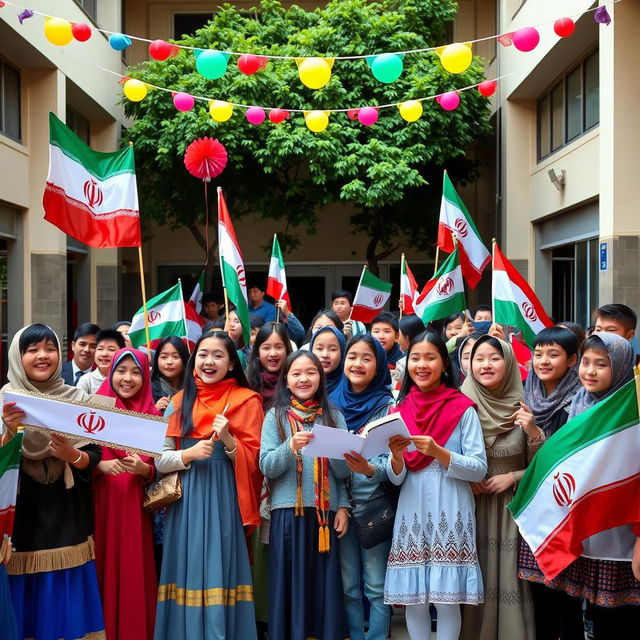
[195,50,229,80]
[109,33,132,51]
[370,54,403,83]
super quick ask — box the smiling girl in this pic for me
[93,348,159,640]
[330,335,394,640]
[460,335,540,640]
[150,336,190,412]
[154,331,264,640]
[384,332,487,640]
[1,324,106,640]
[260,351,351,640]
[531,333,640,638]
[310,326,347,395]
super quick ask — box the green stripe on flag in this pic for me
[494,299,537,348]
[49,112,135,180]
[421,292,467,324]
[508,379,639,518]
[222,261,251,345]
[361,269,393,293]
[0,431,22,473]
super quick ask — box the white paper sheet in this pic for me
[360,415,415,458]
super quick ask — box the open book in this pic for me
[302,413,415,460]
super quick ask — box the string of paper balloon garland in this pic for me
[3,0,613,90]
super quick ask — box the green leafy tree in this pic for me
[124,0,492,278]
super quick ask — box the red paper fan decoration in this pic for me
[184,137,228,182]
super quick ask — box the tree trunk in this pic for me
[366,235,380,276]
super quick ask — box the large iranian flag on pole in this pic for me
[437,171,490,288]
[218,188,251,345]
[267,234,290,306]
[188,270,205,314]
[129,282,187,349]
[493,242,552,348]
[43,112,141,248]
[509,377,640,581]
[0,430,22,563]
[350,268,393,323]
[414,247,466,324]
[400,255,419,315]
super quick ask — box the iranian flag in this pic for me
[350,269,393,323]
[188,270,205,314]
[400,255,419,315]
[267,234,290,306]
[509,377,640,581]
[437,171,490,288]
[414,247,466,324]
[129,282,187,349]
[43,112,141,248]
[218,188,251,345]
[0,430,22,562]
[184,301,205,350]
[493,242,552,348]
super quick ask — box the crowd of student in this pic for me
[0,287,639,640]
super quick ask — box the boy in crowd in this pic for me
[249,315,265,347]
[331,290,366,338]
[62,322,100,386]
[370,311,404,370]
[201,293,224,323]
[473,304,493,322]
[77,329,126,394]
[593,303,639,363]
[248,282,277,323]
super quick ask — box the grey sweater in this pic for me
[259,406,350,512]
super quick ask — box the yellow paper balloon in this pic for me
[44,17,73,47]
[305,110,329,133]
[209,100,234,122]
[298,58,332,90]
[123,79,148,102]
[398,100,423,122]
[439,43,472,74]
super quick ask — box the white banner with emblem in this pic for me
[4,390,168,456]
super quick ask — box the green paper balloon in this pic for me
[370,54,403,83]
[196,50,228,80]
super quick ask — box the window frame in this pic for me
[0,57,21,143]
[536,49,599,162]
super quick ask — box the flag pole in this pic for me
[433,246,440,276]
[399,253,405,319]
[137,245,152,357]
[273,233,281,324]
[491,238,496,323]
[177,278,191,354]
[223,287,231,333]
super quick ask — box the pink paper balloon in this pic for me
[173,92,195,112]
[439,91,460,111]
[512,27,540,52]
[357,107,379,126]
[246,106,266,125]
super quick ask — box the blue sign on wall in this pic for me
[600,242,608,271]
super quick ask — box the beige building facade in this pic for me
[494,0,639,328]
[0,0,125,364]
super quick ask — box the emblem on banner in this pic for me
[77,410,106,434]
[552,472,576,507]
[236,265,246,287]
[147,310,162,324]
[436,276,454,296]
[521,302,538,322]
[373,293,384,307]
[454,218,468,238]
[83,179,104,209]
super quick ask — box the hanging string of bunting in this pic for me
[1,0,614,131]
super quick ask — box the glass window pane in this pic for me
[551,84,563,151]
[585,51,599,130]
[1,62,21,141]
[566,67,582,142]
[537,95,550,159]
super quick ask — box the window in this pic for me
[537,50,599,161]
[67,106,90,144]
[74,0,97,21]
[0,58,21,141]
[173,13,213,39]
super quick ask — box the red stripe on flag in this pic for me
[494,243,552,325]
[43,187,141,248]
[267,277,289,305]
[350,305,383,324]
[0,506,16,538]
[533,473,640,580]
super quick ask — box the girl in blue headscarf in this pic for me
[330,335,394,640]
[310,326,347,395]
